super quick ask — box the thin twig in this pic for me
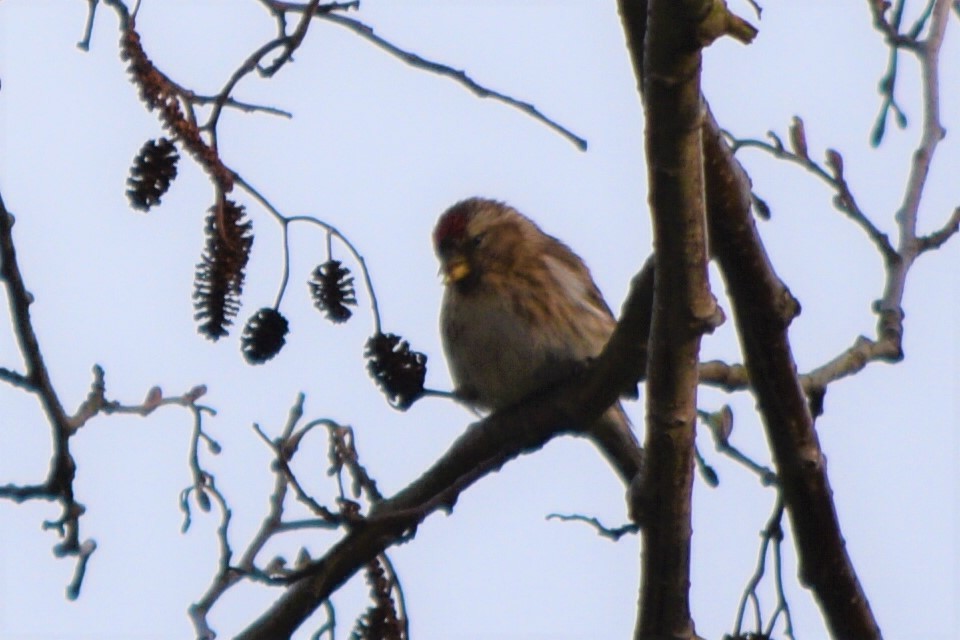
[314,11,588,150]
[1,192,87,593]
[726,130,899,264]
[917,206,960,252]
[732,494,788,638]
[234,173,384,334]
[77,0,99,50]
[266,0,587,154]
[546,513,639,541]
[191,394,391,638]
[311,600,337,640]
[0,366,34,391]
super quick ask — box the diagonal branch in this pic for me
[266,2,588,150]
[709,1,957,409]
[207,0,326,135]
[0,195,73,477]
[0,366,34,391]
[3,188,215,599]
[1,191,88,596]
[917,206,960,252]
[234,261,654,640]
[702,104,883,639]
[727,131,899,265]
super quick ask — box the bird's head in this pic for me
[433,198,531,294]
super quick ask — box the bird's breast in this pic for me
[440,286,589,409]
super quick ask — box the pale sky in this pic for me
[1,2,958,639]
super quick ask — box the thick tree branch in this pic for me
[620,0,749,635]
[702,106,883,639]
[623,0,727,637]
[235,266,654,640]
[621,1,901,636]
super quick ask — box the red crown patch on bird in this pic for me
[433,202,473,249]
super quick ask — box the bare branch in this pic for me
[77,0,99,50]
[717,0,956,407]
[191,394,398,639]
[189,93,293,119]
[0,482,52,502]
[870,0,953,369]
[205,28,303,135]
[918,206,960,252]
[703,105,882,638]
[726,128,899,264]
[260,1,588,149]
[620,0,734,637]
[261,0,323,76]
[234,263,654,640]
[698,408,778,486]
[546,513,639,541]
[891,0,950,247]
[3,187,218,601]
[0,366,33,391]
[188,479,239,640]
[1,191,88,593]
[732,495,795,640]
[804,334,902,392]
[309,10,588,150]
[698,360,749,391]
[869,0,912,145]
[0,199,72,455]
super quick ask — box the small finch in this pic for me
[433,197,642,482]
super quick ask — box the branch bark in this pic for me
[0,193,74,490]
[702,107,883,639]
[626,0,721,637]
[236,263,654,640]
[621,0,891,637]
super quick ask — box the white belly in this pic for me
[440,286,601,409]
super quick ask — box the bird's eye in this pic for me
[470,232,485,248]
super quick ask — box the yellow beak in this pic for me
[442,255,471,284]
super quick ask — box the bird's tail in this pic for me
[588,403,644,486]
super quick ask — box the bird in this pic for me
[433,197,642,483]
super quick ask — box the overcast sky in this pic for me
[1,1,958,639]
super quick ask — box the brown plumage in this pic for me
[434,197,641,482]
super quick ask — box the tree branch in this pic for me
[629,0,725,636]
[267,2,589,150]
[726,128,899,265]
[0,194,74,486]
[2,189,215,598]
[234,263,654,640]
[917,205,960,252]
[0,192,89,596]
[702,105,883,639]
